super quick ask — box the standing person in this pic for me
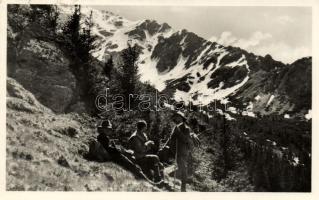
[169,111,200,192]
[128,120,164,183]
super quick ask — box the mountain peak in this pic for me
[66,6,311,115]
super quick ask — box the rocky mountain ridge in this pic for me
[63,6,311,118]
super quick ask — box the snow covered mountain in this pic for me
[59,6,311,118]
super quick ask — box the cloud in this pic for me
[209,31,310,64]
[236,32,272,49]
[218,31,237,46]
[277,15,294,24]
[253,42,311,64]
[209,31,272,49]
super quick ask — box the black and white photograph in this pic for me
[4,0,315,194]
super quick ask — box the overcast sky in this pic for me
[94,6,311,64]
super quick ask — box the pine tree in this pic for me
[78,10,97,63]
[119,43,140,108]
[213,114,241,181]
[49,5,60,33]
[61,6,97,64]
[104,56,113,79]
[62,5,81,55]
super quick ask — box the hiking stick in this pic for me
[197,127,215,137]
[174,137,178,190]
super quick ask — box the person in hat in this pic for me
[97,120,114,151]
[169,111,200,192]
[96,120,155,182]
[97,119,126,160]
[128,120,164,183]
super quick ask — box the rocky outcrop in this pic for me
[8,37,77,113]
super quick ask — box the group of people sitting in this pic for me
[93,111,201,192]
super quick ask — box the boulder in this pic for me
[8,39,77,113]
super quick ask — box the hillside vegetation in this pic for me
[6,5,311,192]
[6,78,158,191]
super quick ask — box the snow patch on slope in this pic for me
[168,52,251,105]
[305,110,312,120]
[255,95,261,101]
[140,54,188,91]
[266,95,275,107]
[225,55,246,68]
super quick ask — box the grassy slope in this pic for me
[6,77,254,192]
[6,78,157,191]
